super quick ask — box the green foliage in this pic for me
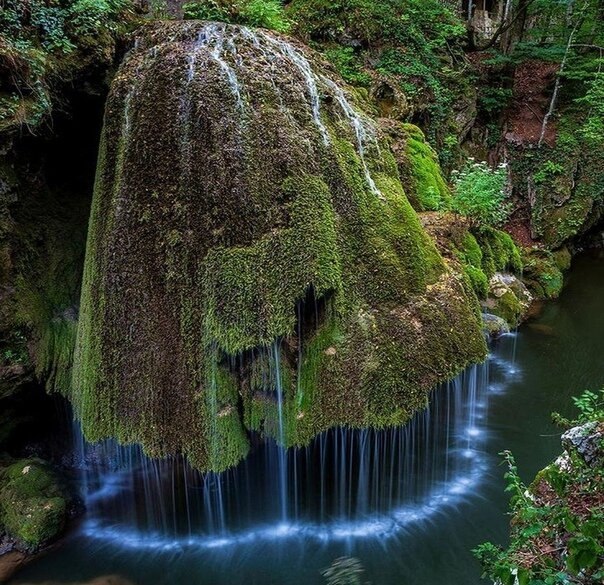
[475,388,604,585]
[323,46,371,87]
[289,0,469,145]
[183,0,290,32]
[477,86,513,116]
[577,73,604,145]
[451,160,511,227]
[147,0,172,19]
[572,389,604,424]
[0,0,134,131]
[522,249,564,299]
[534,160,565,184]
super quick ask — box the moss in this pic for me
[475,227,523,278]
[509,117,604,249]
[71,21,486,472]
[464,264,489,298]
[489,290,522,325]
[444,225,521,300]
[202,175,342,354]
[0,459,67,549]
[553,247,572,272]
[522,249,564,299]
[386,122,451,212]
[458,233,483,268]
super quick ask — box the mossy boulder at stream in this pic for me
[0,459,68,550]
[71,21,486,472]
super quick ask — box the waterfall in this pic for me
[71,339,519,550]
[320,75,382,198]
[272,341,288,523]
[174,22,380,195]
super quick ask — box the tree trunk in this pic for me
[538,1,588,147]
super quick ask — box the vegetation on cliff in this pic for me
[0,0,137,133]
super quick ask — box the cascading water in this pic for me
[71,17,487,478]
[70,344,520,551]
[183,22,377,190]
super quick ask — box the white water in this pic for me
[70,343,521,552]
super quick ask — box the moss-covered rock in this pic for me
[71,21,486,472]
[522,248,564,299]
[420,212,523,302]
[484,273,532,327]
[0,459,68,549]
[509,120,604,250]
[386,121,451,211]
[482,313,510,337]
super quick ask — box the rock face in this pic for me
[562,422,604,469]
[71,21,486,471]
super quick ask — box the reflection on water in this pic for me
[11,250,604,585]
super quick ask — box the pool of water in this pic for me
[11,250,604,585]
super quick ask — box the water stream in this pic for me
[11,250,604,584]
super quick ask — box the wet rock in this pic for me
[561,422,604,468]
[0,459,69,550]
[483,272,532,327]
[482,313,510,337]
[0,549,27,583]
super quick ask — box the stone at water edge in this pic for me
[561,422,604,468]
[483,272,532,328]
[482,313,510,337]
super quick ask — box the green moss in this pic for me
[489,290,522,325]
[70,22,486,472]
[510,116,604,249]
[475,227,523,278]
[0,459,67,549]
[202,176,341,354]
[464,264,489,299]
[553,247,572,272]
[447,227,521,300]
[389,123,451,212]
[459,233,483,268]
[522,249,564,299]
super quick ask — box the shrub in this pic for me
[451,159,511,227]
[474,389,604,585]
[183,0,290,32]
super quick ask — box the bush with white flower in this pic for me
[451,159,511,227]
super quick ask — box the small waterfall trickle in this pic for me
[71,342,520,550]
[169,22,381,195]
[272,341,288,523]
[258,30,330,145]
[320,75,382,198]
